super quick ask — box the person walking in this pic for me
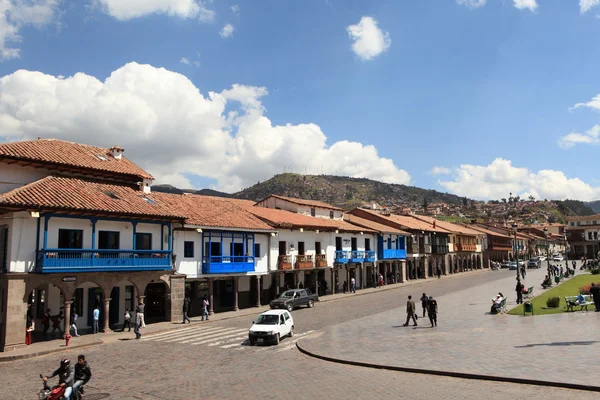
[26,309,35,345]
[137,301,146,328]
[420,293,428,317]
[436,266,442,279]
[515,279,524,304]
[134,306,143,339]
[92,306,100,334]
[42,308,51,338]
[182,295,191,324]
[590,283,600,312]
[70,310,80,337]
[427,296,438,327]
[122,309,131,332]
[403,295,418,327]
[51,311,63,336]
[201,295,210,321]
[521,265,526,280]
[350,277,356,293]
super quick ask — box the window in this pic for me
[96,155,107,161]
[298,241,305,255]
[73,288,84,317]
[365,238,371,251]
[184,241,194,258]
[254,243,261,258]
[98,231,120,249]
[329,211,334,219]
[595,232,598,240]
[135,233,152,250]
[141,197,157,205]
[588,232,593,240]
[351,237,357,251]
[125,286,134,311]
[58,229,83,249]
[310,208,316,217]
[335,237,342,251]
[315,241,321,255]
[103,191,119,200]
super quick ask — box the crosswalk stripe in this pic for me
[190,329,248,345]
[149,326,226,342]
[161,327,234,343]
[143,325,199,339]
[217,336,249,348]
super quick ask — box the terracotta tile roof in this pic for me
[464,225,513,239]
[566,214,600,222]
[247,207,371,233]
[411,215,482,236]
[258,194,344,211]
[0,176,183,220]
[0,139,152,180]
[347,208,450,234]
[344,214,409,235]
[149,193,275,231]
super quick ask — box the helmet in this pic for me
[60,358,70,368]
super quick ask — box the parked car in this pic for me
[269,289,318,312]
[517,259,525,267]
[508,261,518,270]
[538,256,547,261]
[501,261,511,269]
[248,310,294,345]
[527,258,541,268]
[553,255,564,261]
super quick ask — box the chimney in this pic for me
[433,220,436,229]
[109,145,124,160]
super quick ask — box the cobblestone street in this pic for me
[4,268,598,400]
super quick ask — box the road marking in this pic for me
[213,336,249,348]
[162,327,235,343]
[190,329,248,345]
[142,325,199,339]
[151,326,230,342]
[178,328,243,344]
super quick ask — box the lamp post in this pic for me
[512,223,520,281]
[564,233,568,272]
[544,227,551,277]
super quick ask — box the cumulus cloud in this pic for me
[456,0,487,9]
[346,16,390,61]
[570,93,600,112]
[0,62,411,192]
[0,0,61,60]
[95,0,214,21]
[580,0,600,13]
[558,125,600,148]
[429,166,451,175]
[179,57,190,65]
[513,0,538,11]
[220,23,234,38]
[231,4,240,15]
[437,158,600,201]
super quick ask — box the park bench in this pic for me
[524,286,534,299]
[498,298,507,314]
[564,295,594,312]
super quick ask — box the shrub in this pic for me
[546,297,560,308]
[579,283,600,295]
[591,268,600,275]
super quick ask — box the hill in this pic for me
[152,184,232,198]
[585,200,600,214]
[233,173,469,209]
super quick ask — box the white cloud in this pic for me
[0,62,411,192]
[513,0,538,11]
[580,0,600,13]
[570,93,600,112]
[231,4,239,14]
[456,0,487,9]
[558,125,600,148]
[346,16,390,61]
[220,23,234,38]
[179,57,190,65]
[438,158,600,201]
[95,0,214,21]
[0,0,61,60]
[429,166,451,175]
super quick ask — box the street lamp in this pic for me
[564,233,568,271]
[544,227,551,277]
[512,223,520,281]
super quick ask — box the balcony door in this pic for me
[315,241,321,255]
[335,237,342,251]
[298,242,305,255]
[231,242,244,262]
[365,238,371,251]
[99,231,119,259]
[58,229,83,249]
[279,241,287,255]
[351,237,358,251]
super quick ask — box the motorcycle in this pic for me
[38,374,82,400]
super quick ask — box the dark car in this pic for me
[269,289,318,312]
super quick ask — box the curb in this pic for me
[295,340,600,393]
[0,340,103,363]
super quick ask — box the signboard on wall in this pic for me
[62,276,77,282]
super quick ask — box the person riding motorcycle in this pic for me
[43,358,75,399]
[72,354,92,395]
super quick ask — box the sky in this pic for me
[0,1,600,202]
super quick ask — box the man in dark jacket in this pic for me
[516,279,524,304]
[403,295,418,327]
[44,358,75,399]
[182,295,191,324]
[72,354,92,396]
[590,283,600,312]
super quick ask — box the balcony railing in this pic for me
[349,250,364,263]
[335,250,349,263]
[420,244,432,254]
[456,243,476,252]
[315,254,328,268]
[202,255,255,274]
[408,244,419,254]
[36,249,172,273]
[295,254,314,269]
[277,255,293,271]
[365,250,376,262]
[490,241,512,251]
[432,245,449,254]
[380,249,407,259]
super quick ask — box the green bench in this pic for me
[524,286,534,299]
[564,295,594,312]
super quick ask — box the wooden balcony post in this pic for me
[233,277,239,312]
[103,297,111,333]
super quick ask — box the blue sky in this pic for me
[1,0,600,201]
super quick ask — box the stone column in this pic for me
[63,301,73,338]
[360,265,365,290]
[294,271,299,288]
[169,274,186,323]
[255,276,261,307]
[233,277,239,311]
[423,258,429,279]
[0,277,27,350]
[103,298,111,333]
[208,278,214,315]
[331,268,335,294]
[399,260,406,283]
[383,263,388,285]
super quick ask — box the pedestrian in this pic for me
[182,294,191,324]
[201,295,210,321]
[92,305,100,334]
[378,274,384,287]
[70,310,80,337]
[134,306,142,339]
[521,265,526,280]
[403,295,418,327]
[137,300,146,328]
[42,308,51,337]
[427,296,438,327]
[436,266,442,279]
[350,277,356,293]
[515,279,524,304]
[343,280,348,293]
[122,309,131,332]
[420,293,428,317]
[26,308,34,345]
[590,283,600,312]
[51,311,63,336]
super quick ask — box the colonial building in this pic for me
[566,214,600,258]
[467,225,513,265]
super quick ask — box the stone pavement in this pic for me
[297,262,600,391]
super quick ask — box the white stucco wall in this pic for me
[0,163,49,195]
[173,229,202,278]
[256,197,343,220]
[5,212,38,273]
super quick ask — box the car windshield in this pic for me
[279,291,295,299]
[255,314,279,325]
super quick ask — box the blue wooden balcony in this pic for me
[335,250,349,264]
[202,256,255,274]
[365,250,376,262]
[379,249,406,259]
[36,249,172,273]
[349,251,364,263]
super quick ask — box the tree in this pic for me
[423,197,429,211]
[462,196,468,207]
[528,195,535,202]
[501,198,507,203]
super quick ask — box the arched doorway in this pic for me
[109,280,138,331]
[70,281,104,335]
[26,282,67,341]
[145,281,168,323]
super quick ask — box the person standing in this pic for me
[42,308,51,338]
[70,310,80,337]
[182,295,191,324]
[590,283,600,312]
[515,279,524,304]
[427,296,438,327]
[521,265,526,280]
[26,309,35,345]
[436,266,442,279]
[403,295,418,327]
[137,301,146,328]
[350,277,356,293]
[201,295,210,321]
[420,293,428,317]
[122,309,131,332]
[92,306,100,334]
[134,306,143,339]
[51,311,63,336]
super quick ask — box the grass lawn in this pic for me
[507,274,600,315]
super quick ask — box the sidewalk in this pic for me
[297,264,600,391]
[0,267,489,362]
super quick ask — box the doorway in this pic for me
[145,282,167,322]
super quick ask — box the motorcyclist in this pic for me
[72,354,92,396]
[43,358,75,399]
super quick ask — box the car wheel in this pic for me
[249,339,255,346]
[275,333,280,345]
[307,300,314,308]
[286,303,293,312]
[269,304,274,309]
[289,326,294,338]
